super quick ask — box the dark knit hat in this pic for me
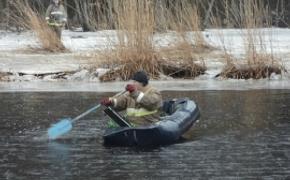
[132,71,149,86]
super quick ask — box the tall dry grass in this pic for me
[213,0,284,79]
[241,0,272,64]
[99,0,160,81]
[99,0,208,81]
[10,0,66,52]
[72,0,122,31]
[158,2,208,78]
[162,2,212,56]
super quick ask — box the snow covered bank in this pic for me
[2,28,290,54]
[1,79,290,92]
[0,28,290,86]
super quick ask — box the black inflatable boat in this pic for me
[103,98,200,147]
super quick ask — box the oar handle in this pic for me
[112,90,127,98]
[71,104,101,123]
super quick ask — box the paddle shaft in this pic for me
[71,104,101,123]
[71,90,126,123]
[48,90,126,140]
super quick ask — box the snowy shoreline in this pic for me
[0,28,290,90]
[1,79,290,92]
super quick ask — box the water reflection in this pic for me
[0,91,289,179]
[164,90,290,138]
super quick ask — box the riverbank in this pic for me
[1,79,290,92]
[0,28,290,86]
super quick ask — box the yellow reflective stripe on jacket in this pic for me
[126,108,157,117]
[47,22,63,27]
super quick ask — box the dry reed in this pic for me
[217,53,283,79]
[10,0,66,52]
[214,0,284,79]
[158,2,208,78]
[99,0,208,81]
[169,2,213,52]
[99,0,160,81]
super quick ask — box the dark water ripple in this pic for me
[0,91,290,179]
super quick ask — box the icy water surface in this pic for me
[0,90,290,179]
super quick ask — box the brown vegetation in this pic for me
[99,0,160,81]
[99,0,208,81]
[217,53,283,79]
[1,1,290,30]
[213,0,284,79]
[1,0,287,81]
[10,0,66,52]
[0,72,12,81]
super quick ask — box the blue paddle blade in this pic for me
[48,118,72,140]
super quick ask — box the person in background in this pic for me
[45,0,67,39]
[101,71,163,127]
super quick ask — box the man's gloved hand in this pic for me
[100,98,113,107]
[125,84,136,93]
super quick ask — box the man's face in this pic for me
[132,80,143,91]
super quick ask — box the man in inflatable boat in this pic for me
[100,71,162,127]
